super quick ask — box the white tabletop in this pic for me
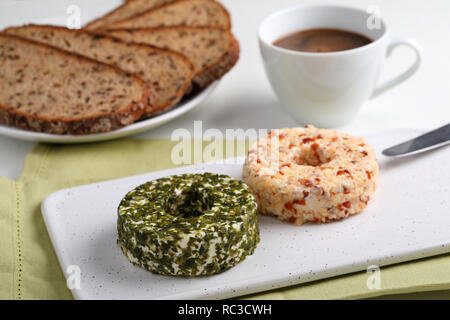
[1,0,449,180]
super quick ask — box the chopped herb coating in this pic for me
[117,173,260,276]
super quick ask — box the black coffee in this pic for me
[273,28,372,53]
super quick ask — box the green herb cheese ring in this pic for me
[117,173,260,276]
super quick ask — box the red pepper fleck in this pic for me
[279,171,285,175]
[284,202,294,210]
[311,143,320,160]
[257,158,261,164]
[281,163,292,168]
[361,195,371,205]
[315,178,321,182]
[299,179,313,187]
[361,151,368,157]
[337,169,351,176]
[302,138,314,144]
[366,170,372,179]
[331,137,338,142]
[279,134,285,139]
[343,186,350,194]
[359,143,365,147]
[288,144,295,149]
[342,201,351,209]
[303,190,309,198]
[293,198,306,205]
[314,186,325,196]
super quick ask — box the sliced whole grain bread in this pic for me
[3,25,195,117]
[107,27,239,88]
[84,0,177,31]
[102,0,231,31]
[0,34,151,134]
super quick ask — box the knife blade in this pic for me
[382,123,450,157]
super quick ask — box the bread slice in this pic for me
[107,27,239,88]
[102,0,231,31]
[0,34,150,135]
[84,0,177,31]
[3,25,195,117]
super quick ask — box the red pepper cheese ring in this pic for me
[242,126,378,225]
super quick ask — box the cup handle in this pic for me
[371,36,422,99]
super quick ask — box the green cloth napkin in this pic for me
[2,138,450,300]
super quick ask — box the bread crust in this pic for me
[102,0,232,31]
[84,0,176,31]
[0,102,146,135]
[0,34,151,135]
[192,30,239,89]
[104,26,239,90]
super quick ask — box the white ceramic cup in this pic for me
[258,4,422,127]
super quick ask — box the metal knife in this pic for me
[382,123,450,157]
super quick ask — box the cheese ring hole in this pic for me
[294,143,332,167]
[166,186,214,218]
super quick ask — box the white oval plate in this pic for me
[0,82,219,144]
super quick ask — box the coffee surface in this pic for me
[273,28,372,53]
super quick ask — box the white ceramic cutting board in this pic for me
[41,129,450,299]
